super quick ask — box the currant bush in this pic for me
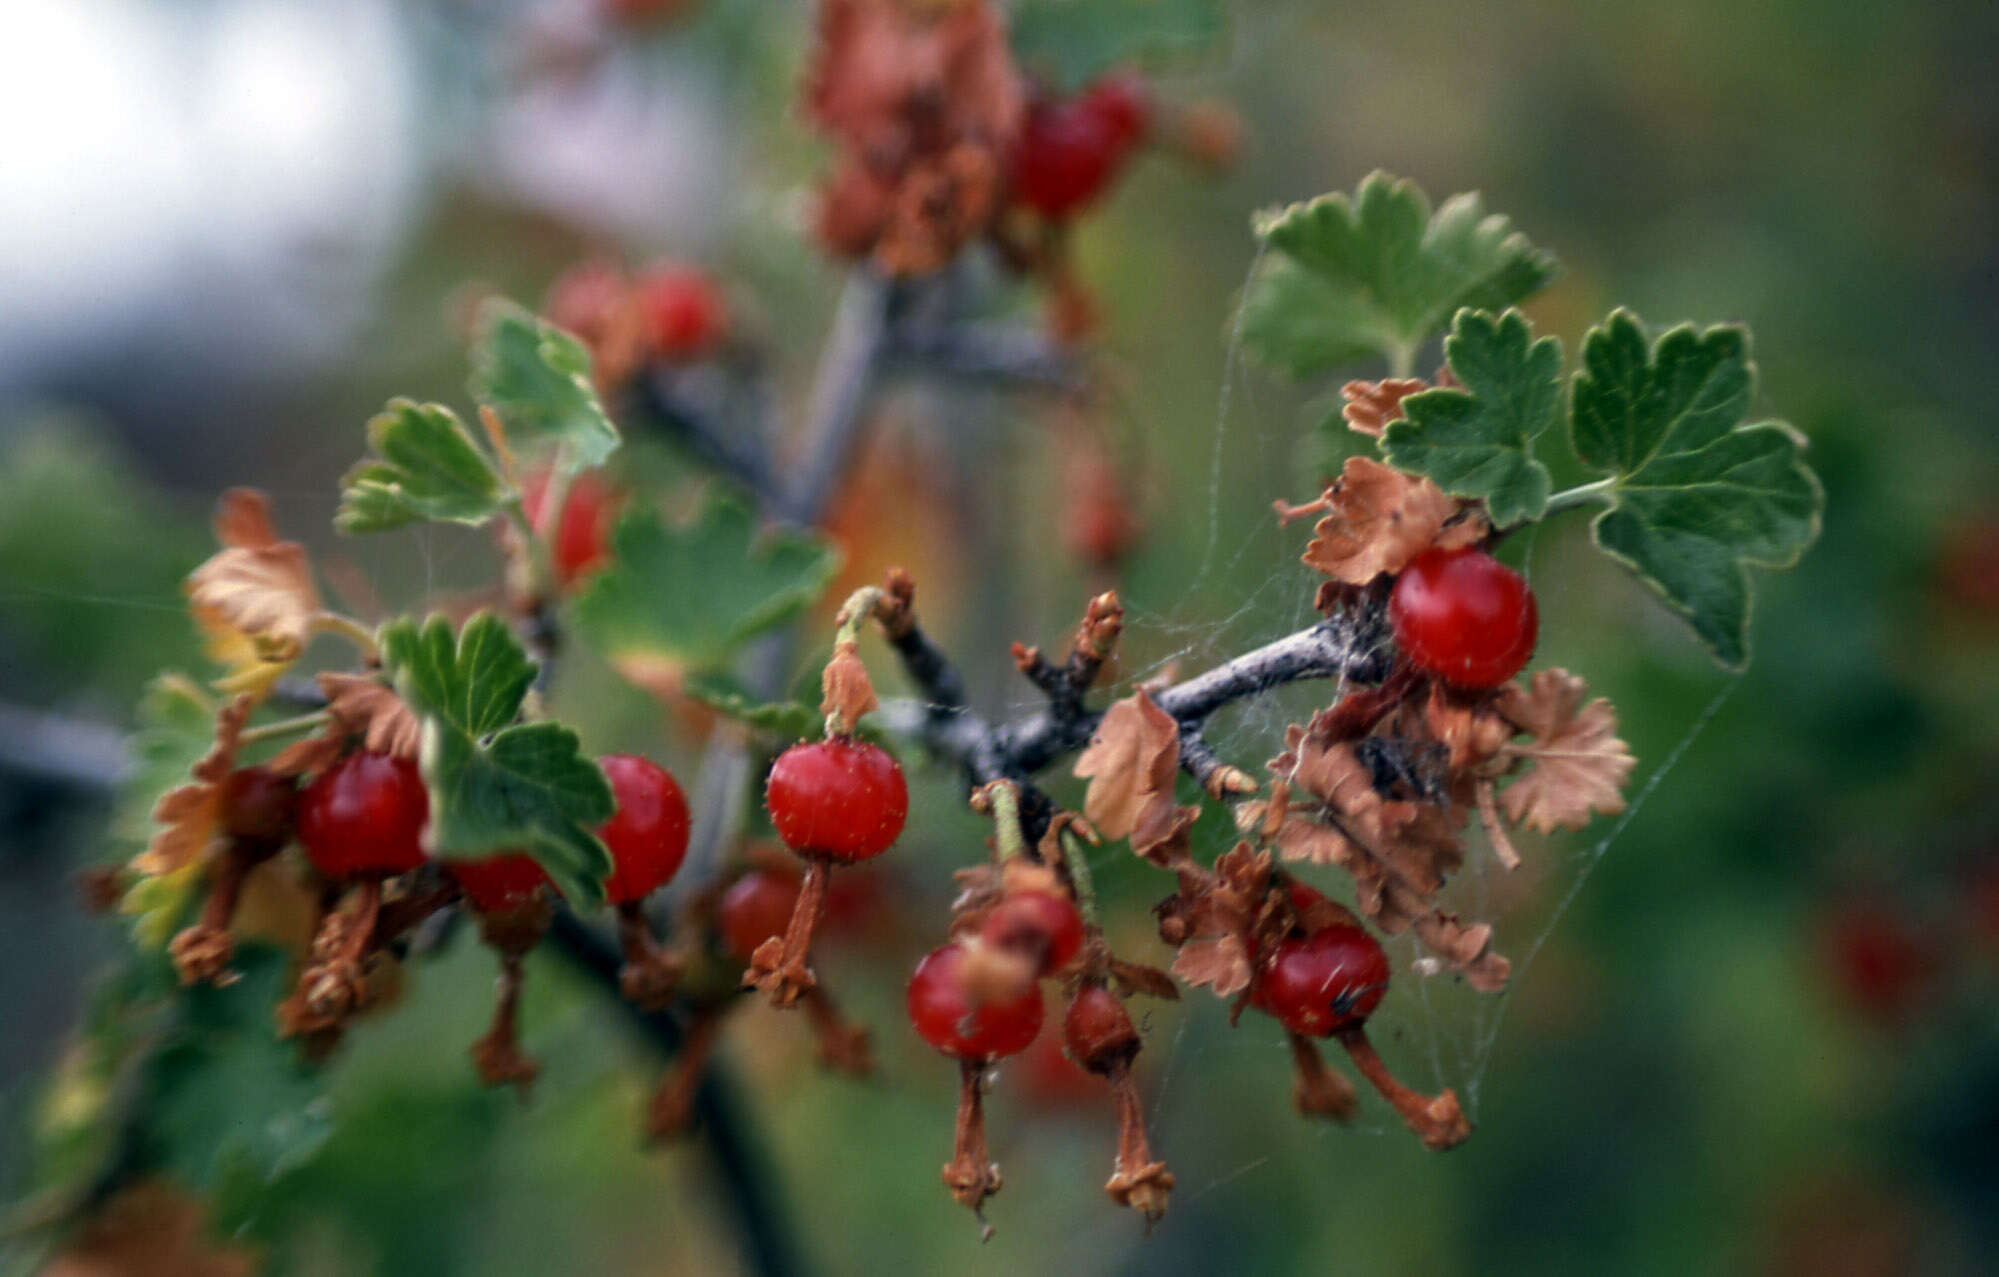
[1388,545,1540,688]
[764,739,907,863]
[907,943,1044,1061]
[296,752,430,880]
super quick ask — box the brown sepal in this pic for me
[820,639,879,736]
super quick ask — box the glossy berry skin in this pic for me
[765,739,907,863]
[981,890,1086,976]
[451,854,551,914]
[521,467,617,587]
[634,264,727,359]
[220,765,297,845]
[597,755,692,905]
[717,869,802,962]
[297,752,429,880]
[1011,99,1128,219]
[907,943,1044,1060]
[1255,924,1390,1038]
[1389,546,1539,688]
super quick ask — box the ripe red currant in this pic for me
[1083,70,1152,149]
[1010,95,1129,219]
[907,943,1044,1060]
[1388,546,1539,688]
[1824,900,1931,1024]
[980,890,1085,977]
[597,754,692,905]
[717,869,802,962]
[450,854,551,914]
[1255,924,1390,1038]
[297,751,429,879]
[543,258,627,348]
[220,764,297,845]
[634,264,727,360]
[764,739,907,863]
[521,466,617,588]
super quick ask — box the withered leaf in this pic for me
[1301,456,1458,586]
[1171,933,1252,998]
[1074,689,1179,843]
[270,672,420,776]
[135,696,251,877]
[1497,669,1635,832]
[1340,378,1431,438]
[1107,958,1180,1001]
[186,490,322,664]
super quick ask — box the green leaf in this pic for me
[379,613,614,906]
[144,946,333,1193]
[682,675,824,742]
[467,298,620,474]
[337,399,506,534]
[1568,310,1824,667]
[1382,309,1560,526]
[1008,0,1225,93]
[571,495,842,679]
[1243,172,1556,376]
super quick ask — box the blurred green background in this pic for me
[3,0,1997,1273]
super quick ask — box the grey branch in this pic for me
[880,605,1391,836]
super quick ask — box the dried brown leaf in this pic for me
[1301,456,1457,586]
[45,1180,257,1277]
[1339,378,1430,438]
[1497,670,1635,833]
[1073,689,1179,842]
[212,487,280,550]
[134,696,251,877]
[820,640,879,734]
[1170,932,1252,998]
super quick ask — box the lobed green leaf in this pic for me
[571,495,842,680]
[380,612,614,906]
[336,399,506,534]
[1383,308,1560,526]
[467,298,620,474]
[1568,310,1824,667]
[1243,172,1556,376]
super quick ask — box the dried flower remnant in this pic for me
[805,0,1024,275]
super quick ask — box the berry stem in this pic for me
[831,585,886,651]
[744,859,829,1007]
[1104,1057,1174,1226]
[169,840,266,986]
[647,1002,728,1142]
[942,1058,1002,1233]
[235,710,332,747]
[977,780,1031,864]
[799,984,873,1076]
[1056,826,1100,929]
[1336,1027,1471,1150]
[308,612,381,662]
[1285,1030,1358,1121]
[615,900,684,1011]
[470,946,540,1097]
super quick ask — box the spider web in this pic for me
[1012,247,1750,1195]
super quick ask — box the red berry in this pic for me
[764,739,907,863]
[297,752,429,879]
[1083,70,1152,149]
[1061,984,1139,1074]
[220,765,296,845]
[1255,924,1390,1038]
[1010,95,1128,219]
[597,754,692,905]
[1388,546,1539,688]
[717,869,802,962]
[1825,900,1931,1025]
[906,943,1043,1060]
[634,264,727,360]
[521,466,617,588]
[450,854,551,913]
[980,890,1086,977]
